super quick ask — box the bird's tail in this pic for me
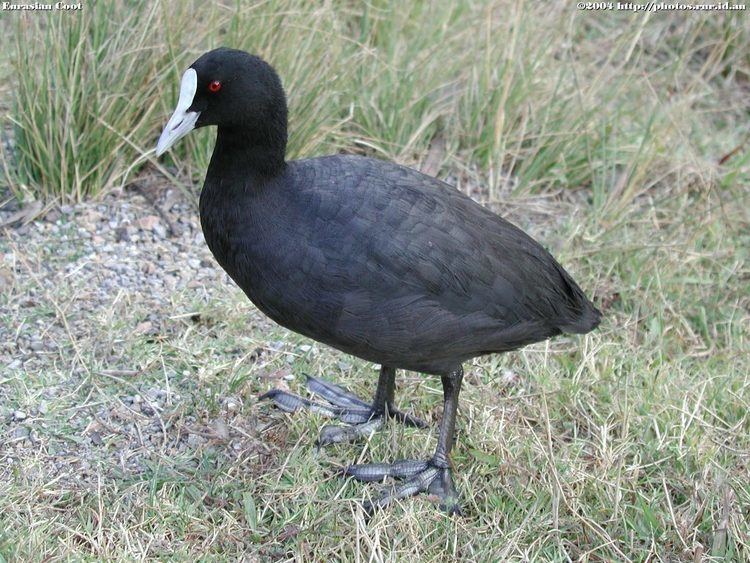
[559,300,601,334]
[553,263,602,335]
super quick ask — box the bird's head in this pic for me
[156,48,287,157]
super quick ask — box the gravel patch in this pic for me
[0,178,284,490]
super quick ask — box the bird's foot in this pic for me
[260,375,426,446]
[344,459,462,515]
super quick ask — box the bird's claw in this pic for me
[346,459,462,515]
[261,375,427,446]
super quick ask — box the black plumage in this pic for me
[201,154,599,374]
[157,48,601,514]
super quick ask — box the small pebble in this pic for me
[211,419,229,440]
[152,223,168,239]
[187,433,206,448]
[45,209,61,223]
[11,426,30,440]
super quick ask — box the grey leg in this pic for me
[432,370,462,468]
[371,365,396,414]
[345,367,464,515]
[371,366,426,428]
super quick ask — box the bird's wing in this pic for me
[299,156,586,325]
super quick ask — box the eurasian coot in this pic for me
[156,47,601,514]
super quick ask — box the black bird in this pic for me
[156,48,601,514]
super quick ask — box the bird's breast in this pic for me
[200,191,347,341]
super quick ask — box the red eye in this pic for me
[208,80,222,93]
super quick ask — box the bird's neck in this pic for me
[211,120,287,179]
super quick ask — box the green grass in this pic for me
[1,1,749,561]
[4,2,748,204]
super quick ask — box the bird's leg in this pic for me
[344,367,463,515]
[261,366,427,446]
[368,366,427,427]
